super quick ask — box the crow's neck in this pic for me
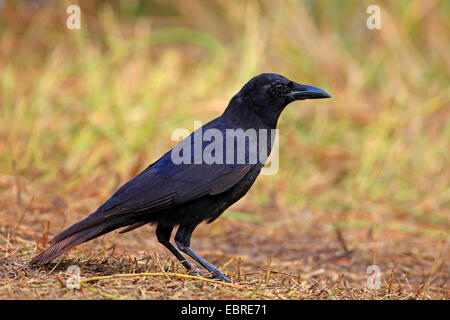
[222,95,282,129]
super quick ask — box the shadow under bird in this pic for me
[30,73,331,282]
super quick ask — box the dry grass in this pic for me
[0,180,448,299]
[0,0,449,299]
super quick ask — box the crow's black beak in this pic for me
[287,83,331,100]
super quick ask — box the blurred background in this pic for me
[0,0,448,298]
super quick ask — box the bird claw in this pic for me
[209,271,231,283]
[190,268,206,277]
[189,268,230,283]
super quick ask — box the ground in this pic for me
[0,176,447,300]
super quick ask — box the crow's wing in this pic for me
[97,118,260,218]
[49,156,254,244]
[49,119,259,244]
[98,155,254,217]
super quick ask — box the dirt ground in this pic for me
[0,176,447,300]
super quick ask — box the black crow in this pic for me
[30,73,331,282]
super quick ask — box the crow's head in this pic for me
[227,73,331,126]
[241,73,330,105]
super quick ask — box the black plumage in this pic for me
[30,73,331,282]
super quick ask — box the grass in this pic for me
[0,0,448,299]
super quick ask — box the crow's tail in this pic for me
[30,216,128,266]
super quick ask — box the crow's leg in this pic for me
[175,223,230,283]
[155,224,205,277]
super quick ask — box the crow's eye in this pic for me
[270,83,288,97]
